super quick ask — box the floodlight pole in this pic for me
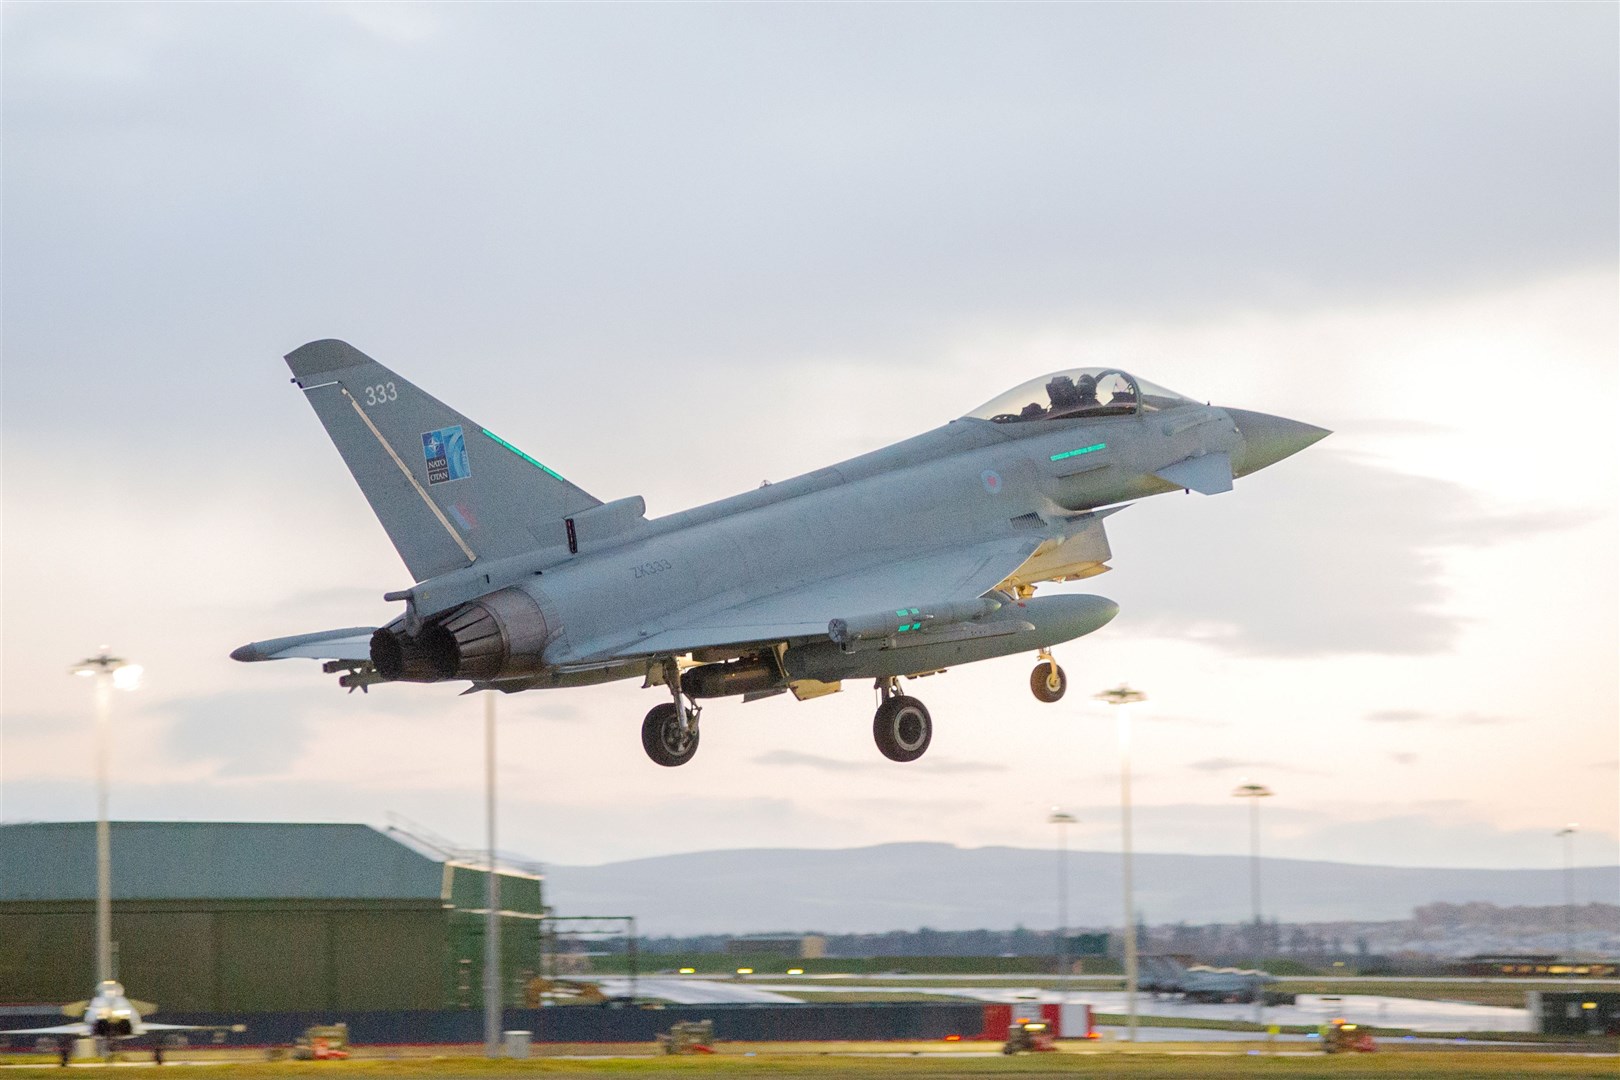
[1233,782,1273,1025]
[1557,825,1577,965]
[1049,810,1077,1000]
[483,692,501,1057]
[92,672,113,984]
[1232,783,1273,952]
[1097,684,1144,1043]
[71,650,138,987]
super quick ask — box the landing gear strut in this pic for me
[872,677,932,762]
[642,658,701,767]
[1030,650,1066,703]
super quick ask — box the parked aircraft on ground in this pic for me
[0,981,242,1063]
[234,342,1326,765]
[1139,956,1282,1004]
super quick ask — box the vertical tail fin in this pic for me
[285,339,600,581]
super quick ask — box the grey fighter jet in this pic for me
[234,342,1326,765]
[0,981,244,1063]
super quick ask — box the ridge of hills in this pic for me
[541,842,1619,935]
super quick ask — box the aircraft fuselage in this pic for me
[393,400,1247,693]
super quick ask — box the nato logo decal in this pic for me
[422,426,471,485]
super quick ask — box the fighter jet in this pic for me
[0,981,243,1063]
[1139,956,1282,1004]
[234,342,1326,765]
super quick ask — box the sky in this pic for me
[2,3,1616,905]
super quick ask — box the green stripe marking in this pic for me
[1050,442,1108,462]
[481,429,567,482]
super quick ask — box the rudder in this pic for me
[285,339,601,581]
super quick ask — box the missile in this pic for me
[828,597,1002,644]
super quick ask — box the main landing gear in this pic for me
[1030,649,1067,703]
[873,677,932,762]
[642,658,701,767]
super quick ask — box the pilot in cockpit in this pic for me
[1046,373,1101,413]
[1046,374,1080,410]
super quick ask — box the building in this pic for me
[1462,955,1617,978]
[1527,991,1620,1036]
[725,935,827,960]
[0,822,543,1012]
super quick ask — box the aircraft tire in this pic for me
[642,702,699,766]
[1030,662,1067,703]
[873,695,932,762]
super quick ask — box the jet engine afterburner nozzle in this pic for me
[433,587,552,680]
[370,622,457,681]
[370,587,552,682]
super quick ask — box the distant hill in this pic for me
[541,843,1620,935]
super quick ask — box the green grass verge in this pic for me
[0,1050,1615,1078]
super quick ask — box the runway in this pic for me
[623,977,1532,1032]
[590,977,804,1005]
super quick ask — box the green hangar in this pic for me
[0,822,543,1012]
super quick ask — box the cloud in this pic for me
[1184,757,1323,777]
[1341,419,1457,437]
[1453,713,1515,727]
[154,689,319,777]
[753,750,1004,776]
[333,3,440,44]
[754,750,869,774]
[511,701,586,725]
[912,760,1008,776]
[1105,450,1600,658]
[1145,713,1233,729]
[1365,709,1516,726]
[1185,757,1252,773]
[143,683,474,780]
[0,5,1612,878]
[2,3,1614,422]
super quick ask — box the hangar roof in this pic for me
[0,822,456,902]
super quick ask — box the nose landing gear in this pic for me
[1030,650,1067,703]
[872,677,932,762]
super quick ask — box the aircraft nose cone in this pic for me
[1224,408,1331,477]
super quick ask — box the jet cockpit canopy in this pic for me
[966,367,1194,424]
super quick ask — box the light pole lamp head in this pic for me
[1048,810,1078,825]
[1233,783,1273,799]
[1095,684,1145,706]
[72,651,142,690]
[1557,824,1578,838]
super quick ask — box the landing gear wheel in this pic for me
[642,702,699,767]
[1030,662,1067,703]
[873,695,932,762]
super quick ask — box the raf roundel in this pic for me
[981,469,1003,494]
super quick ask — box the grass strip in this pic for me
[0,1050,1614,1079]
